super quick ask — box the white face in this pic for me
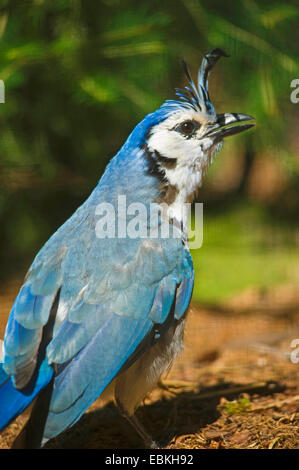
[146,108,223,203]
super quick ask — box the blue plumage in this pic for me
[0,49,254,447]
[0,114,193,443]
[0,359,53,431]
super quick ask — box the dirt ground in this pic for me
[0,281,298,449]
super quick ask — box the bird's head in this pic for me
[137,48,255,204]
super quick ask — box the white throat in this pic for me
[146,109,223,227]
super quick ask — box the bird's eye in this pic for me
[175,120,199,137]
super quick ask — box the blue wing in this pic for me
[0,359,53,431]
[1,187,194,440]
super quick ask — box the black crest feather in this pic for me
[175,48,229,114]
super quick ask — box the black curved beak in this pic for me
[203,113,255,143]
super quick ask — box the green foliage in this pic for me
[191,201,299,303]
[221,396,252,414]
[0,0,298,290]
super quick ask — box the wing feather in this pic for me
[3,195,194,440]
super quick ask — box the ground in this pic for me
[0,281,298,449]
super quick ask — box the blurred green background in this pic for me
[0,0,298,304]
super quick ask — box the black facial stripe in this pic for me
[142,143,168,183]
[144,126,154,142]
[154,150,177,169]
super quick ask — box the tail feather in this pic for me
[0,360,53,432]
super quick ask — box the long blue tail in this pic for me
[0,360,53,431]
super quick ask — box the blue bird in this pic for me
[0,49,254,448]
